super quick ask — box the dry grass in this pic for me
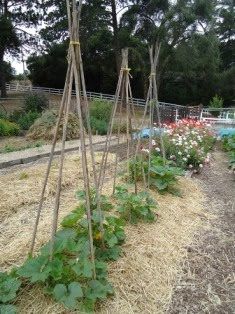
[0,153,208,313]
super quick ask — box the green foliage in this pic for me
[0,141,43,154]
[53,282,83,310]
[115,186,157,224]
[89,116,108,135]
[0,272,21,313]
[88,99,112,135]
[0,110,8,120]
[0,304,17,314]
[130,155,184,195]
[24,92,49,113]
[222,135,235,171]
[17,111,41,130]
[0,119,20,136]
[209,95,223,109]
[9,110,41,130]
[89,99,112,123]
[0,272,21,304]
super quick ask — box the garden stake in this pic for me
[68,0,96,278]
[30,59,72,255]
[50,64,73,258]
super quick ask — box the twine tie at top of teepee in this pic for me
[70,41,80,45]
[121,66,131,72]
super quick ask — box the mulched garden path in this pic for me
[169,149,235,313]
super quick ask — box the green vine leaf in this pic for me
[86,280,114,300]
[72,259,94,279]
[0,304,17,314]
[17,255,51,283]
[53,282,83,309]
[0,272,21,303]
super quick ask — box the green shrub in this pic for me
[24,92,49,113]
[89,116,108,135]
[89,99,112,123]
[17,111,41,130]
[0,110,7,120]
[209,95,223,109]
[209,95,223,117]
[27,109,81,140]
[0,119,20,136]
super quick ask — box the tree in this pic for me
[0,0,40,97]
[28,0,234,105]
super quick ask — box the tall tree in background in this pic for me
[28,0,234,105]
[0,0,40,97]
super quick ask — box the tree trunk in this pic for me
[110,0,121,72]
[0,50,7,98]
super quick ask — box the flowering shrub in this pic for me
[139,119,216,171]
[159,119,215,171]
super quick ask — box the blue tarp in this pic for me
[133,127,165,139]
[216,128,235,137]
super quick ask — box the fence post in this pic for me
[175,109,178,122]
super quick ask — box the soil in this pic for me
[169,149,235,314]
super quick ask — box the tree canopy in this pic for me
[2,0,234,106]
[0,0,41,97]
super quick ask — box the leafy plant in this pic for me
[17,111,41,130]
[0,119,20,136]
[222,135,235,172]
[89,99,112,123]
[0,272,21,314]
[24,92,49,113]
[209,94,223,109]
[130,155,184,194]
[89,116,108,135]
[62,190,125,261]
[149,156,184,194]
[209,95,223,117]
[115,186,157,224]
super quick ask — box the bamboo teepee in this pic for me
[134,42,166,188]
[30,0,101,278]
[98,48,137,194]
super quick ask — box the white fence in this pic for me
[6,83,183,109]
[200,108,235,125]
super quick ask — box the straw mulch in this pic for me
[0,156,208,313]
[0,152,113,220]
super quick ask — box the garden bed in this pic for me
[0,151,208,313]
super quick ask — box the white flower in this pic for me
[155,147,161,152]
[178,151,182,155]
[189,164,193,169]
[199,164,203,168]
[182,157,187,161]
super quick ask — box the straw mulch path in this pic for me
[0,153,210,313]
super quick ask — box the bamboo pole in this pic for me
[30,58,72,255]
[69,0,96,278]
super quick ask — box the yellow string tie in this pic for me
[121,67,131,72]
[70,41,80,45]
